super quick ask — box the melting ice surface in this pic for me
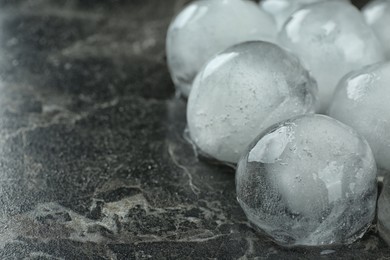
[328,62,390,174]
[248,126,293,164]
[187,41,318,164]
[278,1,385,113]
[236,114,377,246]
[166,0,276,97]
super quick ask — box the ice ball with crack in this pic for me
[166,0,276,97]
[187,41,318,164]
[236,114,377,246]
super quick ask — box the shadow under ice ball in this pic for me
[328,62,390,174]
[236,115,377,246]
[187,41,317,164]
[166,0,276,97]
[278,1,384,113]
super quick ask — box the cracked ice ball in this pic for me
[187,41,318,164]
[236,114,377,247]
[328,62,390,174]
[363,0,390,59]
[278,1,385,113]
[166,0,276,97]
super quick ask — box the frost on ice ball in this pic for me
[363,0,390,59]
[378,177,390,246]
[187,41,317,164]
[278,1,385,113]
[166,0,276,97]
[328,62,390,174]
[259,0,326,29]
[236,114,377,246]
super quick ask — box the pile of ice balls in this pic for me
[166,0,390,247]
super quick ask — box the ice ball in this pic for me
[363,0,390,59]
[187,41,318,164]
[328,62,390,174]
[166,0,277,97]
[278,1,385,113]
[236,114,377,246]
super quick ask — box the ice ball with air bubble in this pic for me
[166,0,277,97]
[236,114,377,247]
[187,41,318,164]
[278,1,385,113]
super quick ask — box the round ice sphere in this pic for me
[328,62,390,174]
[236,114,377,246]
[259,0,326,29]
[278,1,385,113]
[187,41,317,164]
[378,177,390,245]
[166,0,277,97]
[363,0,390,59]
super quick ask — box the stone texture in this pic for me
[0,0,389,259]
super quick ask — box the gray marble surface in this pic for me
[0,0,389,259]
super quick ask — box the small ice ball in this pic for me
[278,1,385,113]
[363,0,390,59]
[236,114,377,247]
[328,62,390,174]
[187,41,318,164]
[166,0,277,97]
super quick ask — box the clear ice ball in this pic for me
[328,62,390,174]
[166,0,277,97]
[363,0,390,59]
[187,41,318,164]
[278,1,385,113]
[236,114,377,247]
[378,177,390,245]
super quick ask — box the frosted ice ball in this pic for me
[278,1,385,113]
[236,114,377,247]
[259,0,327,29]
[378,177,390,245]
[166,0,277,97]
[187,41,318,164]
[328,62,390,174]
[363,0,390,59]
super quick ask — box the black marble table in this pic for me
[0,0,389,259]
